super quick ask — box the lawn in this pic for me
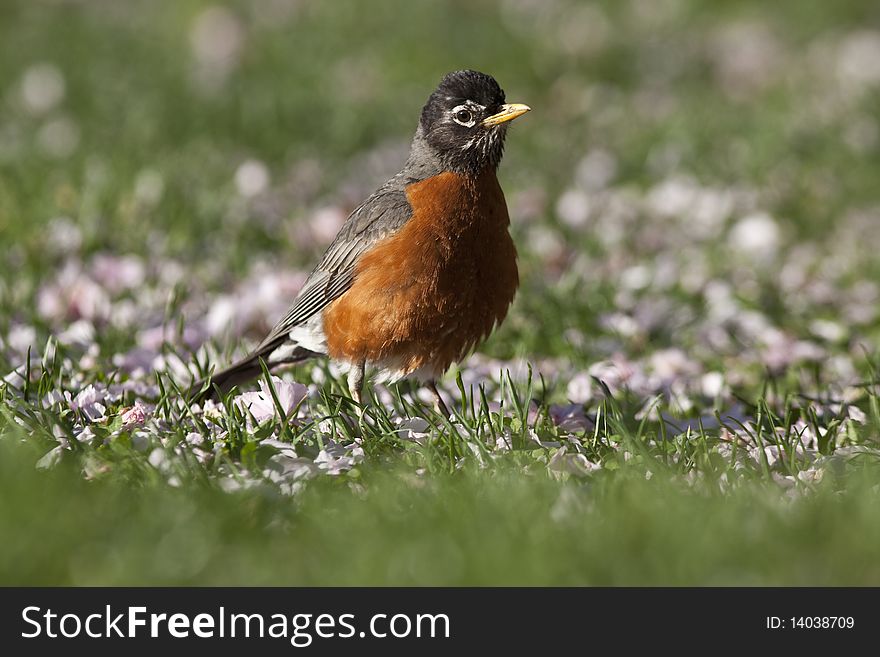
[2,0,880,585]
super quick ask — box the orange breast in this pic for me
[322,169,519,378]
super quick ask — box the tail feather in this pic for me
[187,344,315,403]
[187,355,263,403]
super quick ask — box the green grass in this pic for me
[4,439,880,586]
[3,0,880,585]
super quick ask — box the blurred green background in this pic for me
[4,0,879,247]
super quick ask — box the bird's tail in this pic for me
[186,345,314,403]
[187,355,263,403]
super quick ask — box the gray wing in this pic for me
[255,175,414,352]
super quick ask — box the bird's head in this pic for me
[412,70,530,176]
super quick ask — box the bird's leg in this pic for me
[347,360,366,409]
[427,380,451,418]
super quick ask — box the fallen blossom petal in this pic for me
[549,404,593,433]
[548,447,601,476]
[120,400,151,429]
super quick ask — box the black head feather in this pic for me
[411,70,513,176]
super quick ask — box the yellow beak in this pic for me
[481,103,531,127]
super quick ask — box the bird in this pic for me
[189,70,530,415]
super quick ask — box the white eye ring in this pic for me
[451,104,477,127]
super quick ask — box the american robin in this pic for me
[190,70,530,414]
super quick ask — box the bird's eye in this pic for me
[453,108,474,126]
